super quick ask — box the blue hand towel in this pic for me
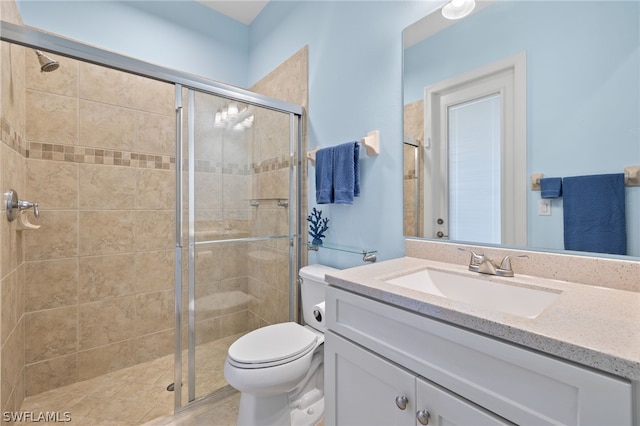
[563,173,626,255]
[540,177,562,199]
[315,147,334,204]
[333,141,360,204]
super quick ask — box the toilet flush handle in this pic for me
[313,308,322,323]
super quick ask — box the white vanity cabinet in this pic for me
[324,286,633,426]
[326,331,512,425]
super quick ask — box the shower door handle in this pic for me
[175,105,183,247]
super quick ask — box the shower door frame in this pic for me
[1,21,304,414]
[180,87,302,405]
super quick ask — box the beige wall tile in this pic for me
[25,258,78,312]
[1,143,24,205]
[25,306,77,364]
[222,174,250,211]
[255,168,288,199]
[77,340,136,381]
[3,367,25,415]
[219,310,248,339]
[195,317,221,345]
[26,90,77,144]
[26,159,78,210]
[79,254,135,303]
[135,250,173,293]
[134,329,174,364]
[195,247,224,284]
[220,242,247,280]
[0,211,21,279]
[79,62,136,107]
[2,43,26,136]
[136,111,174,156]
[24,210,78,261]
[135,290,174,336]
[134,76,174,116]
[194,172,222,211]
[79,164,136,209]
[24,354,77,397]
[78,100,135,151]
[134,210,173,251]
[78,297,136,350]
[79,210,135,256]
[1,319,24,408]
[136,169,174,210]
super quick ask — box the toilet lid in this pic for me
[228,322,318,367]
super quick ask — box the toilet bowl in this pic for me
[224,264,338,426]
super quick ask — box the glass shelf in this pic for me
[306,242,377,262]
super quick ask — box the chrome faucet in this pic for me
[460,249,528,277]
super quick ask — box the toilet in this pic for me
[224,264,338,426]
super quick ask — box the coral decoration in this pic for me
[307,207,330,246]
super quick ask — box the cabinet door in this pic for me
[416,377,514,426]
[325,331,415,426]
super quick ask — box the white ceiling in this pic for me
[197,0,269,25]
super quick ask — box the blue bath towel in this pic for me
[315,147,334,204]
[333,141,360,204]
[563,173,626,255]
[540,177,562,199]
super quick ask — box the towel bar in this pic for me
[531,165,640,190]
[307,130,380,165]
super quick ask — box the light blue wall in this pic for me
[17,0,250,86]
[404,1,640,257]
[249,1,437,268]
[15,0,437,268]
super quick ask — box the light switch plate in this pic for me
[538,199,551,216]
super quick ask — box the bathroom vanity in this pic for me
[323,256,639,425]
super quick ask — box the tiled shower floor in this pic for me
[19,335,241,425]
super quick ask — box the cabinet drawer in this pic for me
[326,287,632,425]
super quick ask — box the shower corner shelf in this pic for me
[306,242,377,263]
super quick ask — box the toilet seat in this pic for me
[228,322,319,369]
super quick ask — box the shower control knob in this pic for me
[416,409,431,425]
[395,395,408,410]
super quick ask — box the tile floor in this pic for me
[18,335,241,425]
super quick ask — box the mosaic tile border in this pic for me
[252,154,291,173]
[27,142,175,170]
[1,118,28,157]
[194,159,250,175]
[4,119,291,174]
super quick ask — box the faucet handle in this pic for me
[458,248,485,271]
[458,248,483,259]
[497,254,529,276]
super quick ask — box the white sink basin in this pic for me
[386,269,560,319]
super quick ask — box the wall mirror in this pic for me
[403,0,640,258]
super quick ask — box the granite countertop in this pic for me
[325,256,640,381]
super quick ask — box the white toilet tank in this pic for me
[299,264,339,330]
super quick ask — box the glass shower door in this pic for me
[176,86,300,407]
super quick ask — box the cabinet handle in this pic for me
[394,395,408,410]
[416,409,431,425]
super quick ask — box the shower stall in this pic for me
[1,20,304,423]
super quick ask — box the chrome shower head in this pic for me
[34,50,59,72]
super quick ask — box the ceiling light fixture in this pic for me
[442,0,476,20]
[214,104,254,131]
